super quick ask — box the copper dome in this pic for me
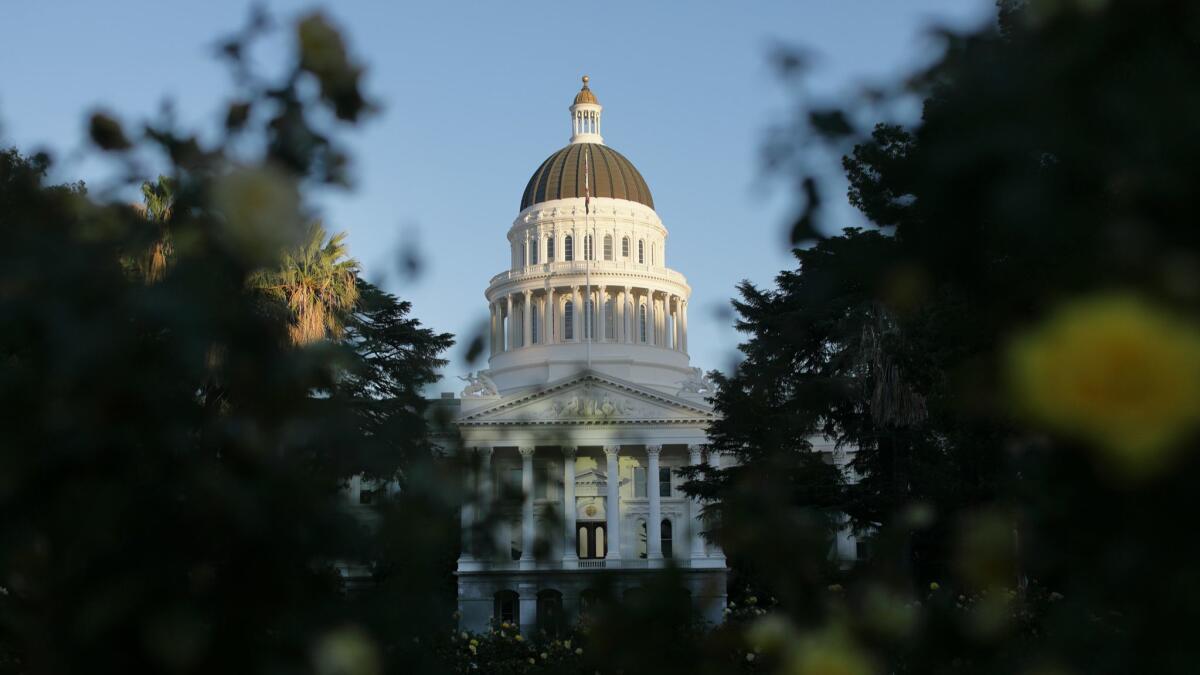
[520,143,654,212]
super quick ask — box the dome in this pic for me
[520,143,654,211]
[574,76,598,105]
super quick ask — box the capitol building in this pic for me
[448,77,729,634]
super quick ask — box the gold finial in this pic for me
[573,75,598,105]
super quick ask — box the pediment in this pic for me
[455,372,716,427]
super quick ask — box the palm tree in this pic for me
[131,176,174,283]
[251,222,360,345]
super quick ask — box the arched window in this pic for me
[661,519,674,558]
[517,242,525,267]
[603,234,613,260]
[530,238,539,265]
[564,235,574,261]
[547,236,555,261]
[580,589,601,615]
[537,590,564,637]
[638,240,645,264]
[637,519,648,559]
[604,299,615,339]
[622,236,630,258]
[564,301,574,341]
[584,235,594,261]
[639,305,648,343]
[494,590,520,626]
[531,306,540,344]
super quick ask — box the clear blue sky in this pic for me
[0,1,993,391]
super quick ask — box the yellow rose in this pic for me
[311,626,381,675]
[1008,293,1200,479]
[785,628,876,675]
[211,165,302,264]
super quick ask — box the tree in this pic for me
[0,12,457,674]
[691,1,1200,673]
[250,222,360,346]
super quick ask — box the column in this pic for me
[647,445,663,562]
[520,447,536,568]
[460,451,475,561]
[504,294,514,352]
[681,299,689,352]
[478,447,494,558]
[647,291,656,346]
[562,446,578,565]
[615,288,625,343]
[490,302,499,357]
[604,446,622,561]
[707,451,724,560]
[597,289,606,343]
[688,445,705,560]
[488,303,495,357]
[628,284,638,343]
[673,296,681,351]
[544,285,554,345]
[572,286,582,342]
[523,289,533,348]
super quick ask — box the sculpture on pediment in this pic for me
[677,367,715,397]
[549,391,639,419]
[458,371,499,398]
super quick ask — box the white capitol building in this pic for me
[447,77,729,634]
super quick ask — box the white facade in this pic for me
[454,78,727,634]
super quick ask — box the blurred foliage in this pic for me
[0,10,454,675]
[685,0,1200,674]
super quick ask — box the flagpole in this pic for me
[584,145,592,369]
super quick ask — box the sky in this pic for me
[0,0,994,393]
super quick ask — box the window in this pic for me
[639,305,648,342]
[622,236,630,258]
[531,307,539,344]
[564,235,574,261]
[564,301,574,340]
[530,238,539,265]
[547,236,555,261]
[359,489,375,505]
[584,299,594,339]
[661,519,674,558]
[603,234,613,260]
[584,234,594,261]
[534,465,549,500]
[517,242,525,267]
[659,467,672,497]
[578,522,606,559]
[855,540,871,561]
[604,299,615,339]
[495,591,519,625]
[638,239,645,264]
[537,590,564,637]
[637,520,648,559]
[633,467,647,498]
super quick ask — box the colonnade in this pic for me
[489,286,689,356]
[459,445,722,569]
